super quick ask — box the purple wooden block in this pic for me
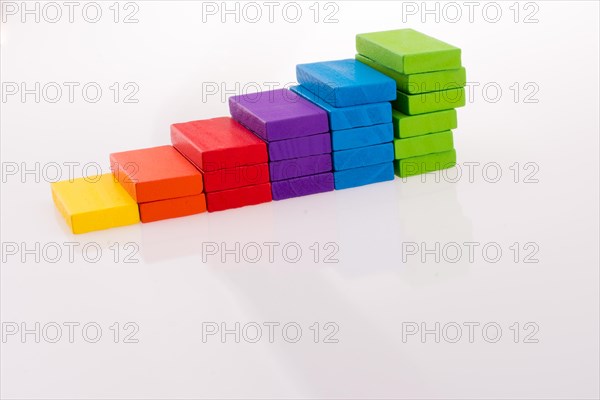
[229,88,329,141]
[268,133,331,161]
[271,172,334,200]
[270,154,332,181]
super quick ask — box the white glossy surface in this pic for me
[1,1,599,398]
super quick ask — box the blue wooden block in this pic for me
[296,59,397,107]
[290,85,392,130]
[333,143,394,171]
[334,162,394,190]
[331,123,393,151]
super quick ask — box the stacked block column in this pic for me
[229,88,334,200]
[356,28,465,178]
[171,117,272,212]
[293,59,397,189]
[110,146,206,222]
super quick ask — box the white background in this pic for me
[1,1,599,399]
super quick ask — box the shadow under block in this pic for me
[109,145,203,203]
[271,172,334,200]
[290,85,392,130]
[333,143,394,171]
[331,123,393,151]
[394,130,454,159]
[356,54,466,94]
[51,173,139,234]
[392,88,465,115]
[356,29,462,74]
[395,149,457,178]
[139,194,207,223]
[270,154,332,181]
[296,58,396,107]
[334,162,394,190]
[203,163,270,193]
[171,117,268,171]
[393,109,457,139]
[206,183,272,212]
[268,133,332,161]
[228,88,329,141]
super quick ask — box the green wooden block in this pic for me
[356,29,461,74]
[393,109,457,139]
[392,88,465,115]
[394,130,454,159]
[395,149,456,178]
[356,54,466,94]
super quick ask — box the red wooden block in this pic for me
[206,183,272,212]
[110,145,203,203]
[203,163,270,193]
[139,194,207,223]
[171,117,268,172]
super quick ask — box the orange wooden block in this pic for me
[110,145,203,203]
[139,193,207,223]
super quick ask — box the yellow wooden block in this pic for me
[51,173,140,234]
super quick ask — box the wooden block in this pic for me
[356,54,466,94]
[356,29,461,74]
[393,109,457,138]
[290,85,392,130]
[229,88,329,141]
[334,162,394,190]
[331,123,393,151]
[206,183,272,212]
[392,88,465,115]
[296,59,396,107]
[51,173,139,234]
[171,117,268,171]
[268,133,331,161]
[271,172,334,200]
[394,130,454,159]
[332,143,394,171]
[395,149,457,178]
[203,163,270,193]
[270,154,332,181]
[139,194,207,223]
[110,145,203,203]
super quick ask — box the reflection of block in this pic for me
[203,163,270,192]
[395,182,472,243]
[392,88,465,115]
[394,131,454,159]
[290,85,391,130]
[110,145,203,202]
[356,29,461,74]
[268,133,331,161]
[271,173,334,200]
[334,162,394,190]
[333,143,394,171]
[356,54,466,94]
[206,183,272,212]
[331,123,393,151]
[270,154,332,181]
[139,194,207,223]
[393,109,457,138]
[296,59,396,107]
[171,117,267,171]
[51,174,139,234]
[395,149,456,178]
[229,88,329,141]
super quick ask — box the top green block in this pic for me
[356,29,461,74]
